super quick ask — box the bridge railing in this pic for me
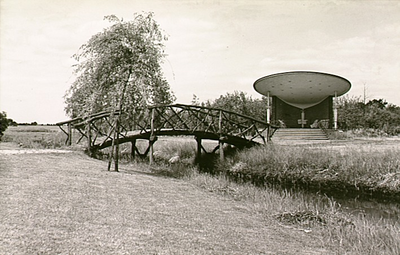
[57,104,278,150]
[150,104,274,143]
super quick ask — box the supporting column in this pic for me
[301,109,305,128]
[266,91,271,124]
[333,91,338,130]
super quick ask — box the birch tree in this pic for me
[64,13,175,120]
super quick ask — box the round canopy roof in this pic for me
[253,71,351,109]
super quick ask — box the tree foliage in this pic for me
[64,13,175,119]
[0,111,17,140]
[338,96,400,135]
[201,91,267,121]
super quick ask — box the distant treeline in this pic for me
[338,96,400,135]
[192,91,268,122]
[17,123,57,126]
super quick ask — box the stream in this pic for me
[283,185,400,225]
[335,196,399,224]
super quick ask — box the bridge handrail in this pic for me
[56,110,122,126]
[150,103,276,127]
[56,116,83,126]
[56,103,280,149]
[56,104,278,129]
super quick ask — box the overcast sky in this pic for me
[1,0,400,124]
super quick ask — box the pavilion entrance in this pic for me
[271,96,334,128]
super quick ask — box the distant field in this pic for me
[3,125,76,149]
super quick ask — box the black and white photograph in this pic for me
[1,0,399,254]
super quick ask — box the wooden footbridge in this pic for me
[57,104,277,168]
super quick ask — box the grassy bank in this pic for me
[217,144,400,202]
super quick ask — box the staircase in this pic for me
[272,128,329,141]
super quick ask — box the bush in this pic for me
[0,112,10,140]
[338,96,400,135]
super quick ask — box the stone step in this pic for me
[272,128,329,140]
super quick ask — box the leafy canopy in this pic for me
[201,91,268,122]
[0,111,17,139]
[64,13,175,119]
[338,95,400,135]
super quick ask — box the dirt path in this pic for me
[0,142,333,254]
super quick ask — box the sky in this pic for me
[1,0,400,124]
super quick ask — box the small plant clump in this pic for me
[275,210,354,229]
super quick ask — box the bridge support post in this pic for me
[86,121,92,155]
[219,140,224,161]
[131,140,136,161]
[149,108,155,165]
[114,118,120,172]
[149,137,157,165]
[218,110,225,162]
[67,123,72,146]
[196,137,202,162]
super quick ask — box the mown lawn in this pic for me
[0,148,331,254]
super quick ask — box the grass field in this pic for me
[1,126,399,254]
[1,147,333,254]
